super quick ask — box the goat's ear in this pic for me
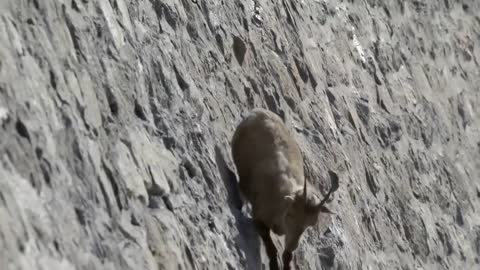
[284,194,295,203]
[319,206,333,213]
[319,206,336,215]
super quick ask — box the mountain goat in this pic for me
[231,108,339,270]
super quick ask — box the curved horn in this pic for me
[315,170,339,210]
[303,176,307,202]
[303,162,310,202]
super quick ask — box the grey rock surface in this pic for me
[1,0,479,269]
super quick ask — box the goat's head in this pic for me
[282,170,339,251]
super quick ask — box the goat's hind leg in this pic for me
[254,220,279,270]
[282,251,293,270]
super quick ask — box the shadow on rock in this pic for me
[214,145,262,270]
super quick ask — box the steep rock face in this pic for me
[1,0,479,269]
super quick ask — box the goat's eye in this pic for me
[286,211,294,219]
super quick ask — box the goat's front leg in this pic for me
[254,220,279,270]
[282,250,293,270]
